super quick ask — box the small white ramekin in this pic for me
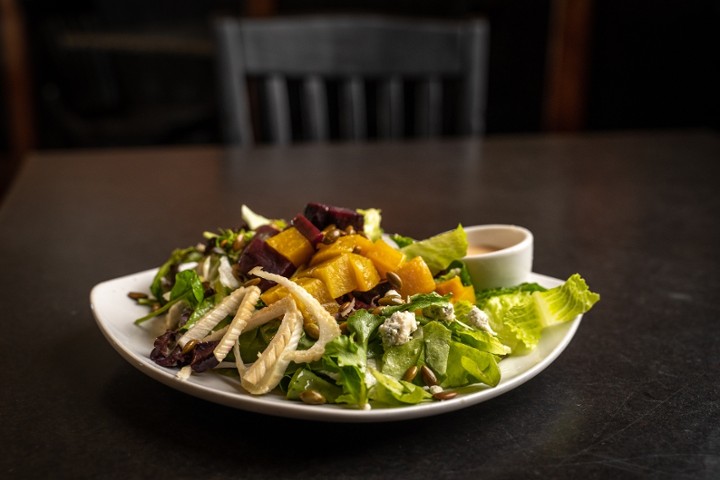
[462,224,534,290]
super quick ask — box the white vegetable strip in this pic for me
[250,266,340,363]
[177,287,246,348]
[213,285,261,362]
[241,299,304,395]
[245,296,294,330]
[233,342,247,376]
[218,256,240,289]
[201,325,228,343]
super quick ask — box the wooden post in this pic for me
[1,0,36,161]
[543,0,594,131]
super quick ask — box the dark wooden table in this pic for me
[1,130,718,479]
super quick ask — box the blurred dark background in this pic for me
[1,0,718,198]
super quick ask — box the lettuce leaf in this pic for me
[369,369,432,405]
[294,309,383,407]
[401,224,468,275]
[535,274,600,327]
[482,274,600,352]
[442,341,501,388]
[286,368,343,403]
[358,208,383,241]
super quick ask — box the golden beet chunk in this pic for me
[260,276,339,315]
[310,234,375,266]
[347,253,381,292]
[364,238,404,278]
[265,227,314,267]
[435,276,476,304]
[395,256,436,298]
[301,254,358,299]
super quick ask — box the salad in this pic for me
[130,203,599,409]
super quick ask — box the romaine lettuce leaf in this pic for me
[482,274,600,352]
[535,274,600,327]
[401,224,468,275]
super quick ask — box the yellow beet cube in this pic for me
[265,227,314,267]
[435,276,476,304]
[260,276,339,315]
[301,254,358,299]
[347,253,381,292]
[395,256,436,298]
[310,234,374,266]
[364,238,404,278]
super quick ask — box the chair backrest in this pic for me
[215,15,490,145]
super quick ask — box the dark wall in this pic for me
[16,0,719,150]
[587,0,719,131]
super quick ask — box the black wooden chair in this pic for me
[214,15,490,146]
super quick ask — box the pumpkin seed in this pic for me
[402,365,419,382]
[181,339,198,354]
[421,365,438,386]
[323,228,342,244]
[299,389,326,405]
[127,292,148,300]
[339,298,355,317]
[432,390,458,401]
[305,322,320,340]
[378,295,404,306]
[243,277,261,287]
[386,272,403,291]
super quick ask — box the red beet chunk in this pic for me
[303,202,364,231]
[291,213,324,245]
[237,227,296,290]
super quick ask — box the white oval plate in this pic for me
[91,270,582,422]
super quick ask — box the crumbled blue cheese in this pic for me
[379,311,418,346]
[428,385,443,395]
[468,306,497,336]
[424,303,456,323]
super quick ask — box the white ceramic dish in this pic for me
[463,224,534,290]
[90,269,582,423]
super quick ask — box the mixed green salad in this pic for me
[131,203,599,409]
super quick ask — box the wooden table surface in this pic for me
[1,130,718,479]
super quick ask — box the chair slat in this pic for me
[265,75,291,144]
[415,77,442,137]
[378,76,404,139]
[216,21,254,145]
[215,16,489,146]
[303,75,329,141]
[341,77,366,140]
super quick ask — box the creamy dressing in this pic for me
[466,244,501,255]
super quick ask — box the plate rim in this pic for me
[90,269,582,423]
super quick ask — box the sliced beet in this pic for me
[303,202,364,231]
[291,213,324,245]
